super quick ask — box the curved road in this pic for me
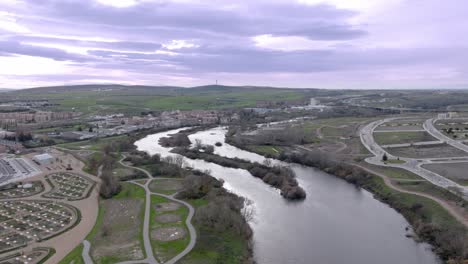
[424,118,468,153]
[360,117,468,199]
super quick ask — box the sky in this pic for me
[0,0,467,89]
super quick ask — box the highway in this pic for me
[360,117,468,200]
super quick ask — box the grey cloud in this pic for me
[84,44,468,75]
[9,35,162,52]
[25,0,366,40]
[0,40,92,62]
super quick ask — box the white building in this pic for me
[33,153,54,165]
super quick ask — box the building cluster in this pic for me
[437,112,459,119]
[0,111,77,128]
[93,110,240,129]
[55,110,241,141]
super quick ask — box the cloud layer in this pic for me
[0,0,467,89]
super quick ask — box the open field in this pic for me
[361,163,424,180]
[387,144,468,159]
[3,85,309,114]
[113,165,146,181]
[150,195,189,263]
[89,183,145,263]
[375,125,423,131]
[149,179,184,195]
[422,162,468,185]
[374,131,435,145]
[58,135,129,151]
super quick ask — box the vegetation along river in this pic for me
[135,126,440,264]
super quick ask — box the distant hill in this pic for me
[12,84,312,94]
[0,88,13,92]
[1,84,318,114]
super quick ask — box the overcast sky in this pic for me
[0,0,467,89]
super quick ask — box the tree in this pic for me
[382,153,388,161]
[77,126,83,132]
[194,139,203,149]
[88,126,93,132]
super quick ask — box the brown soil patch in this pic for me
[152,226,186,241]
[92,199,144,261]
[154,202,180,212]
[155,213,181,223]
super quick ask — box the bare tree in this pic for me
[194,139,203,149]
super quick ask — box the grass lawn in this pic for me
[12,86,307,114]
[58,244,84,264]
[114,182,146,199]
[364,175,464,228]
[58,135,128,151]
[150,195,190,263]
[361,164,423,180]
[396,181,467,208]
[246,145,282,158]
[374,131,435,145]
[148,179,184,195]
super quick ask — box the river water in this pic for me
[135,127,440,264]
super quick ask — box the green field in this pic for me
[150,195,190,262]
[58,244,84,264]
[58,135,128,151]
[5,85,308,114]
[374,131,435,145]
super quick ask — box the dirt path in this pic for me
[353,163,468,227]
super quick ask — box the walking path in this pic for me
[353,163,468,227]
[82,240,93,264]
[108,155,197,264]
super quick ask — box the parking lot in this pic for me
[0,158,41,186]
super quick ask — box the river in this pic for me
[135,127,440,264]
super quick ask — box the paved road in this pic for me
[115,156,196,264]
[360,117,468,200]
[424,118,468,153]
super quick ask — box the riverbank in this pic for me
[136,126,444,264]
[226,134,467,262]
[172,146,306,200]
